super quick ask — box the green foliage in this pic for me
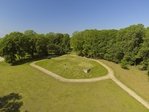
[1,32,24,64]
[140,59,149,70]
[0,31,70,64]
[71,31,85,56]
[46,33,70,55]
[24,30,37,58]
[138,28,149,59]
[36,34,48,57]
[121,59,128,69]
[147,66,149,77]
[71,24,146,68]
[0,38,3,56]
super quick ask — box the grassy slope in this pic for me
[0,62,148,112]
[100,59,149,102]
[36,55,108,79]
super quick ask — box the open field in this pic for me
[100,59,149,102]
[36,55,108,79]
[0,61,149,111]
[33,55,149,109]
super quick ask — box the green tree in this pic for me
[47,33,70,55]
[35,34,48,57]
[24,30,37,58]
[71,24,145,68]
[1,33,18,64]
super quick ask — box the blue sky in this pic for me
[0,0,149,37]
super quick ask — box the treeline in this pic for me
[71,24,149,70]
[1,24,149,70]
[0,30,70,65]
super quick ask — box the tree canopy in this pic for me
[0,31,70,65]
[71,24,148,69]
[1,24,149,72]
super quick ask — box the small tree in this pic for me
[121,59,128,69]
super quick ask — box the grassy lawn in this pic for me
[36,55,108,79]
[0,61,149,112]
[100,59,149,102]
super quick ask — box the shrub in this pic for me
[121,59,128,69]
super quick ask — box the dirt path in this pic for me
[30,57,149,110]
[94,59,149,109]
[30,61,110,83]
[99,61,149,110]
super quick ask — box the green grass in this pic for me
[0,61,149,111]
[100,59,149,102]
[36,55,108,79]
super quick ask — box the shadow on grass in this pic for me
[13,54,62,66]
[0,93,27,112]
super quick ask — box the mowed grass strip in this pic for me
[0,62,149,112]
[36,55,108,79]
[100,59,149,102]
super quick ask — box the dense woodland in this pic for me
[71,24,149,71]
[0,30,70,64]
[0,24,149,73]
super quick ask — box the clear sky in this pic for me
[0,0,149,37]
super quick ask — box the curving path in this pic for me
[99,61,149,110]
[30,56,149,110]
[30,60,111,83]
[0,55,148,109]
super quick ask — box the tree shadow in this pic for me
[13,54,62,66]
[0,93,23,112]
[13,56,47,66]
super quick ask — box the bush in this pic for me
[121,60,128,69]
[140,60,149,70]
[147,66,149,78]
[4,55,16,65]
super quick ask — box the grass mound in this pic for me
[36,55,108,79]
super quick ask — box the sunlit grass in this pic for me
[36,55,108,79]
[100,59,149,102]
[0,60,148,112]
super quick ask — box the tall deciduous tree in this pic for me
[1,31,70,64]
[71,24,145,67]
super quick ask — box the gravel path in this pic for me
[30,57,149,109]
[30,60,111,83]
[101,61,149,110]
[0,54,148,109]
